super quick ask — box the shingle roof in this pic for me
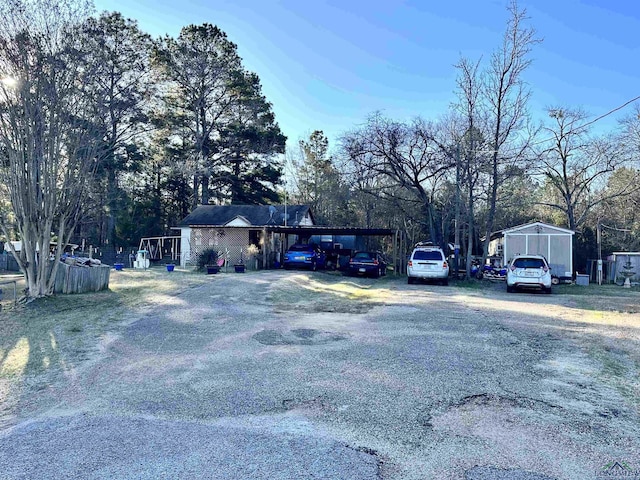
[178,205,314,227]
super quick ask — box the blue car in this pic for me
[283,244,326,271]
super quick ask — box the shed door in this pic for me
[549,235,571,277]
[527,234,549,258]
[506,234,526,260]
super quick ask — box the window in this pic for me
[413,250,443,261]
[513,257,546,269]
[289,244,313,252]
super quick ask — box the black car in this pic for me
[347,251,387,278]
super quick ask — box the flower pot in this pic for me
[114,263,124,271]
[206,265,220,274]
[166,264,175,272]
[234,264,245,273]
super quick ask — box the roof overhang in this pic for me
[264,226,396,236]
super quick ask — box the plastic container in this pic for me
[575,274,589,286]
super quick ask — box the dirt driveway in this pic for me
[1,270,639,479]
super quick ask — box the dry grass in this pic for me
[0,267,209,381]
[267,272,399,313]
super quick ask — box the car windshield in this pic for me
[288,245,313,252]
[413,250,443,261]
[353,252,373,260]
[513,258,545,269]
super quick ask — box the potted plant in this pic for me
[198,248,221,274]
[234,249,246,273]
[166,263,175,272]
[246,244,260,270]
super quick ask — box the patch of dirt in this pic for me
[252,328,347,346]
[464,466,556,480]
[345,444,386,480]
[450,392,562,412]
[281,394,335,412]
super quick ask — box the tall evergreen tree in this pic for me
[81,12,154,247]
[154,24,284,208]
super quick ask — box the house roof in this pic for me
[178,204,314,227]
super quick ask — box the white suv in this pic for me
[407,243,449,285]
[506,254,552,293]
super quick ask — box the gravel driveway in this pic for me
[1,271,639,479]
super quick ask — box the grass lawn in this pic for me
[0,267,209,381]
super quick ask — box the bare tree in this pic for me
[0,0,102,299]
[453,57,491,278]
[480,0,540,266]
[341,113,453,244]
[534,107,638,231]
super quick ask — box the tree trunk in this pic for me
[192,174,200,209]
[201,174,210,205]
[106,167,117,246]
[465,191,475,279]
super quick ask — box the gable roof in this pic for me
[502,221,574,235]
[178,205,314,227]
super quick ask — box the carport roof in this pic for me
[264,226,396,236]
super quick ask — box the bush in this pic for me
[197,248,219,270]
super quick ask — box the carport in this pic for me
[260,226,404,274]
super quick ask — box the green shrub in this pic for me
[197,248,219,270]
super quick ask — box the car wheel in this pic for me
[551,277,560,285]
[442,278,449,286]
[544,287,552,294]
[407,276,415,285]
[507,285,514,293]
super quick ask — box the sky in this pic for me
[93,0,640,150]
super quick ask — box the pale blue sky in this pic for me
[93,0,640,148]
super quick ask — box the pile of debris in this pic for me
[61,256,103,267]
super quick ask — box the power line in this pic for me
[577,95,640,132]
[530,95,640,148]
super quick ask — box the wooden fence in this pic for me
[54,263,111,294]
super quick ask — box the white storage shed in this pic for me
[499,222,575,282]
